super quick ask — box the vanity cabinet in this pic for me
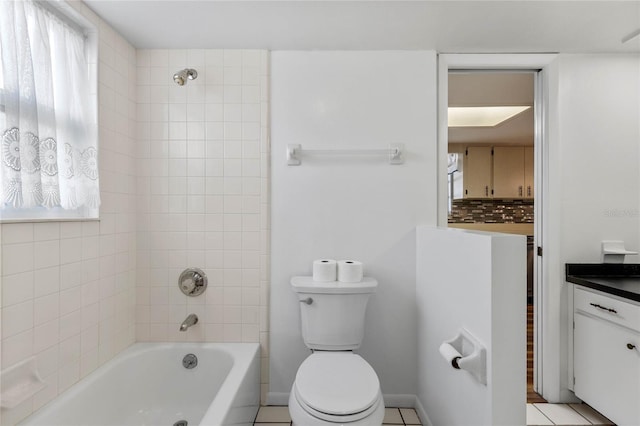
[573,287,640,426]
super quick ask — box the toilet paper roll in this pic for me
[337,260,364,283]
[439,343,462,369]
[312,259,337,282]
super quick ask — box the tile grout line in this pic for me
[531,403,556,425]
[398,407,406,425]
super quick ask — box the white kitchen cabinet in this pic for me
[493,147,524,198]
[573,287,640,426]
[458,145,534,199]
[463,146,492,198]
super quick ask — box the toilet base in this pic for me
[288,385,385,426]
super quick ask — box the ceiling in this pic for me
[448,72,534,146]
[84,1,640,53]
[84,1,637,147]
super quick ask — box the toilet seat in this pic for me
[294,352,381,422]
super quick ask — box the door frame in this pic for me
[437,53,557,400]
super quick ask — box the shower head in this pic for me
[173,68,198,86]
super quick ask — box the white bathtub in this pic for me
[20,343,260,426]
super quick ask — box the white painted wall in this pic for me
[543,53,640,402]
[269,51,437,402]
[416,227,526,425]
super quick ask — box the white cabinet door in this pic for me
[493,147,524,198]
[574,312,640,426]
[464,146,492,198]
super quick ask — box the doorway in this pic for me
[443,68,545,403]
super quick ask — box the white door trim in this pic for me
[437,53,558,401]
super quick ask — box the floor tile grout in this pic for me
[529,403,555,425]
[253,406,422,425]
[255,403,611,426]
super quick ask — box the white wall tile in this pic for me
[34,223,60,241]
[34,294,59,326]
[60,238,83,265]
[2,223,34,244]
[2,329,34,367]
[133,48,270,404]
[2,300,34,337]
[2,242,34,275]
[1,13,137,426]
[2,271,34,307]
[34,240,60,269]
[34,266,60,298]
[33,320,59,353]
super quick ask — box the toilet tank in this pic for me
[291,277,377,351]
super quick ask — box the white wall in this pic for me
[0,4,137,425]
[269,51,437,403]
[134,49,271,400]
[416,227,526,425]
[543,53,640,402]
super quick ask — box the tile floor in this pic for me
[254,403,613,426]
[527,403,614,426]
[254,406,422,425]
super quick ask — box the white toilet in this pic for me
[289,276,385,425]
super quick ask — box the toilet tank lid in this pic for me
[291,276,378,294]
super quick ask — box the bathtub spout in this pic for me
[179,314,198,331]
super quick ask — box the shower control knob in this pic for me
[178,268,208,297]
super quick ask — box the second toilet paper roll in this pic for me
[337,260,363,282]
[313,259,337,282]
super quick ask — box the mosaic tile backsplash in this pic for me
[449,199,534,223]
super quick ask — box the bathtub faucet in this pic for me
[179,314,198,331]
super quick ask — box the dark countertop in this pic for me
[566,263,640,303]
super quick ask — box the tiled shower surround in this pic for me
[449,199,534,223]
[134,49,270,399]
[0,3,138,425]
[1,20,271,426]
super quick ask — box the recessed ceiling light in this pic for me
[448,106,531,127]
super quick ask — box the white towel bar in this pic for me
[286,143,404,165]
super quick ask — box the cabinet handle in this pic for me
[589,302,618,314]
[527,186,531,197]
[519,186,523,196]
[627,343,637,350]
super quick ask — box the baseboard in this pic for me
[382,394,417,408]
[265,392,290,406]
[414,397,433,426]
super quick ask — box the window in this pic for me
[0,0,98,222]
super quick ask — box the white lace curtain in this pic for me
[0,0,99,211]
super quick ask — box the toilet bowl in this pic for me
[288,352,385,425]
[290,277,384,425]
